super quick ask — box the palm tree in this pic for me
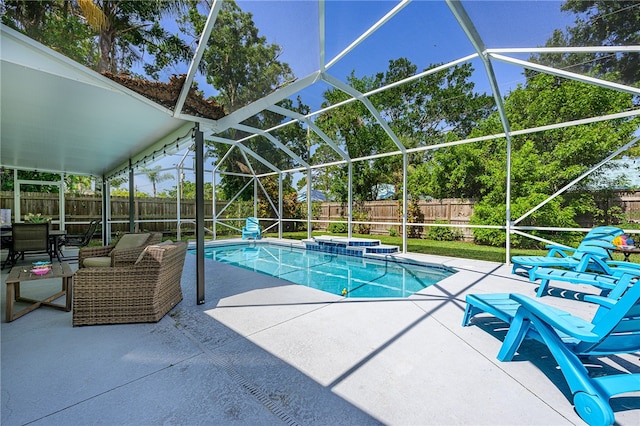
[77,0,192,74]
[140,166,173,197]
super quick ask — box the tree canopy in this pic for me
[532,0,640,85]
[316,59,494,203]
[179,1,304,204]
[466,73,639,246]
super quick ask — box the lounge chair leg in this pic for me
[461,304,476,326]
[536,279,549,297]
[497,312,530,362]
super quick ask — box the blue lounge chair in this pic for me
[462,282,640,426]
[530,259,640,297]
[241,217,261,240]
[511,226,628,279]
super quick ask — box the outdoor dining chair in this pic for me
[58,219,100,254]
[2,222,52,269]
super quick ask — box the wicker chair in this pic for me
[73,241,187,326]
[78,232,162,268]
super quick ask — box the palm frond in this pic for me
[77,0,107,31]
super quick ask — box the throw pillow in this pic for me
[113,233,150,250]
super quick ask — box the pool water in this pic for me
[198,243,456,298]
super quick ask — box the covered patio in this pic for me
[2,245,639,425]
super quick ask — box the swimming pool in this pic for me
[197,243,456,298]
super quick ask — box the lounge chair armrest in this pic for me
[606,260,640,275]
[509,294,600,342]
[74,267,162,299]
[577,252,617,275]
[582,295,616,309]
[544,244,574,258]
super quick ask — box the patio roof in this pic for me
[0,24,199,178]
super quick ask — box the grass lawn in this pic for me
[177,229,630,263]
[270,231,632,263]
[276,231,548,263]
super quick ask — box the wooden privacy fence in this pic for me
[316,199,475,236]
[1,190,640,238]
[0,193,220,237]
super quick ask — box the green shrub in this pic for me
[425,221,463,241]
[328,220,348,233]
[352,209,371,234]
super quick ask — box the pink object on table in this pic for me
[30,267,51,275]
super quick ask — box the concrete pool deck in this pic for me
[2,238,639,425]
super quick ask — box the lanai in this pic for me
[1,1,639,306]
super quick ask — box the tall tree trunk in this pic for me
[98,29,115,73]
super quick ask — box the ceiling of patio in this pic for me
[1,1,638,180]
[0,25,197,178]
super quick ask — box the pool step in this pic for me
[303,236,399,257]
[365,244,399,254]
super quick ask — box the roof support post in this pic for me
[102,178,110,246]
[253,177,258,219]
[319,0,325,70]
[279,173,283,239]
[176,166,182,241]
[12,169,18,223]
[213,169,217,241]
[348,162,353,239]
[58,173,65,231]
[195,125,205,305]
[402,152,408,253]
[307,167,312,239]
[446,0,514,263]
[128,160,135,233]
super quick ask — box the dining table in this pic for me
[610,245,640,262]
[0,228,67,264]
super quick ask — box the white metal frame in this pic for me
[188,0,639,258]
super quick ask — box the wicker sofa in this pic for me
[78,232,162,268]
[72,241,187,326]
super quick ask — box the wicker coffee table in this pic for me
[5,262,73,322]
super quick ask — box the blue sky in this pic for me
[236,0,574,101]
[155,1,574,105]
[137,0,577,194]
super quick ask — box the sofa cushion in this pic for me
[114,233,149,250]
[83,256,112,268]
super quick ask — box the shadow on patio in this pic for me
[2,250,639,425]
